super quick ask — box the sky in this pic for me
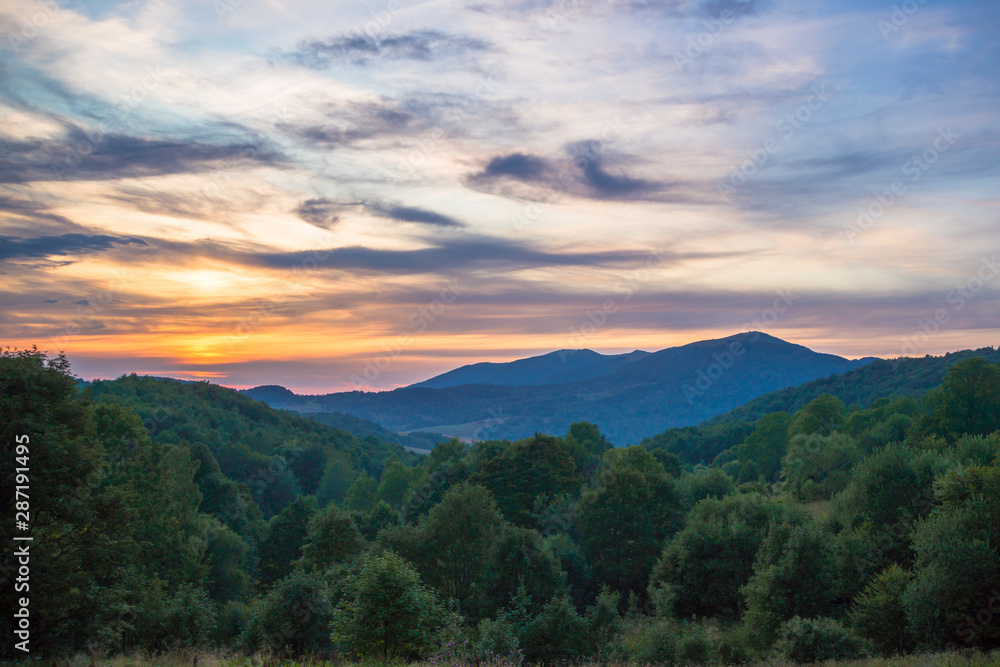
[1,0,999,393]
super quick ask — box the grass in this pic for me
[14,649,1000,667]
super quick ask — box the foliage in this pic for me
[772,616,870,662]
[331,551,456,661]
[850,564,915,656]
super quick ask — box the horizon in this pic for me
[63,329,998,395]
[3,0,999,393]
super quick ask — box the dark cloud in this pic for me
[579,160,658,197]
[0,195,79,230]
[289,30,491,68]
[293,197,464,229]
[482,153,548,180]
[283,100,421,148]
[467,147,686,202]
[0,129,285,183]
[0,233,148,261]
[368,204,464,228]
[295,198,346,229]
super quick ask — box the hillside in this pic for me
[705,346,1000,425]
[249,333,874,443]
[87,374,418,517]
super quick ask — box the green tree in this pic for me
[773,616,869,663]
[472,434,584,527]
[258,495,316,588]
[788,394,845,437]
[299,503,363,571]
[317,453,355,507]
[931,358,1000,439]
[903,465,1000,649]
[850,564,914,656]
[741,521,839,651]
[650,493,801,619]
[376,458,415,509]
[781,432,859,500]
[244,570,333,655]
[521,595,589,664]
[343,471,378,512]
[331,551,456,661]
[579,446,683,600]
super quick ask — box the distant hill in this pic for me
[241,386,448,451]
[409,349,649,388]
[250,332,875,444]
[705,346,1000,425]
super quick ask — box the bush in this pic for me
[617,620,676,665]
[773,616,869,663]
[850,564,914,655]
[242,570,333,655]
[475,615,521,660]
[521,595,589,664]
[675,622,712,664]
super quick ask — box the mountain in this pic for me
[247,332,875,444]
[409,349,650,388]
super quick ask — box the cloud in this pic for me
[295,198,345,229]
[293,197,464,229]
[481,153,548,180]
[0,233,148,262]
[467,147,691,202]
[368,203,465,228]
[0,130,285,183]
[288,30,492,68]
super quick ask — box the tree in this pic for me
[521,595,589,664]
[565,421,612,458]
[773,616,869,663]
[931,358,1000,439]
[244,570,333,655]
[902,465,1000,650]
[579,446,683,600]
[781,432,859,500]
[317,453,355,507]
[258,495,316,588]
[677,467,736,509]
[483,526,567,619]
[850,564,914,656]
[376,459,415,509]
[298,503,363,571]
[407,483,506,620]
[788,394,845,437]
[730,411,791,482]
[331,551,456,661]
[472,434,584,527]
[343,471,378,512]
[650,493,801,619]
[741,521,839,651]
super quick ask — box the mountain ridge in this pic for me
[245,332,876,443]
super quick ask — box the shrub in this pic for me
[849,564,914,655]
[773,616,869,663]
[243,570,333,655]
[676,622,712,664]
[617,620,676,665]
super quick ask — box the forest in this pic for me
[2,346,1000,664]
